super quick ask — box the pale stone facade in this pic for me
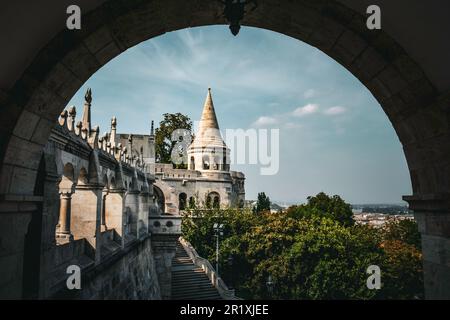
[29,89,181,299]
[118,88,246,215]
[28,87,244,299]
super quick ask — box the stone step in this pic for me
[172,273,206,279]
[173,272,209,278]
[172,284,217,293]
[172,265,196,272]
[173,269,205,274]
[172,292,222,300]
[172,291,220,299]
[172,279,213,287]
[172,276,212,283]
[171,240,222,300]
[172,259,193,265]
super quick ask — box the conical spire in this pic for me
[198,88,219,133]
[191,88,227,149]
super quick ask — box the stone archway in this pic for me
[0,0,449,299]
[153,185,165,215]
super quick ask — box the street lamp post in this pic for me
[266,275,274,298]
[227,255,234,289]
[213,223,224,277]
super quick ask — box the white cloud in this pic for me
[304,89,316,99]
[292,104,319,117]
[285,122,302,129]
[324,106,347,116]
[253,116,278,127]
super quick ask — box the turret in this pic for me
[187,88,230,172]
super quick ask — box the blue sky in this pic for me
[67,26,411,204]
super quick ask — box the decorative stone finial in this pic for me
[68,105,76,117]
[67,106,76,132]
[85,88,92,104]
[59,110,68,126]
[75,121,83,136]
[89,125,100,149]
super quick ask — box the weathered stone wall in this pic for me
[151,234,178,300]
[54,237,161,300]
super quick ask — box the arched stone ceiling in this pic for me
[0,0,449,92]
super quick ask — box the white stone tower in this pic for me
[187,88,230,172]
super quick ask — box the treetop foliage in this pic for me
[155,112,193,166]
[181,192,423,299]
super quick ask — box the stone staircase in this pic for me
[171,241,222,300]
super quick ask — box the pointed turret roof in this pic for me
[198,88,219,132]
[191,88,227,149]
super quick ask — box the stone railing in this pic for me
[179,237,240,300]
[149,215,182,235]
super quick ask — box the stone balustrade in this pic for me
[179,237,239,300]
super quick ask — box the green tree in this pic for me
[155,113,192,167]
[181,193,424,300]
[287,192,354,226]
[382,219,421,250]
[245,217,384,299]
[254,192,271,213]
[379,239,423,299]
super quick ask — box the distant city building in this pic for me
[353,212,414,227]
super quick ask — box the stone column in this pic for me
[404,194,450,299]
[151,234,179,300]
[138,191,150,239]
[125,190,140,239]
[71,183,103,263]
[101,189,108,232]
[56,191,74,243]
[105,187,126,247]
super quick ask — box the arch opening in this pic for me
[0,0,448,300]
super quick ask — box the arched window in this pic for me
[213,155,221,170]
[179,192,187,211]
[202,155,210,170]
[189,196,195,209]
[213,196,220,209]
[78,167,88,185]
[207,192,220,209]
[222,151,228,171]
[153,186,165,215]
[190,156,195,170]
[206,195,212,208]
[60,163,74,189]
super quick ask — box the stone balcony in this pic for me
[149,215,182,235]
